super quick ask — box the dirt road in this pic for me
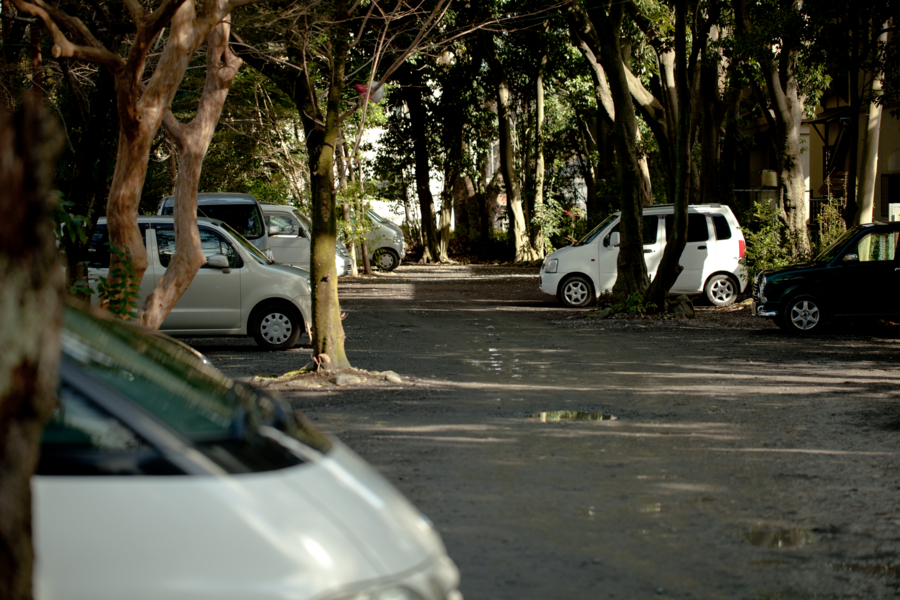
[192,265,900,600]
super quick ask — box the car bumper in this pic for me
[539,271,563,296]
[751,300,777,318]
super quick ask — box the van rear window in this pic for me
[162,204,264,241]
[712,215,732,240]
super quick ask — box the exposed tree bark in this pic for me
[855,26,888,225]
[531,36,548,258]
[483,34,538,263]
[573,1,649,298]
[400,71,440,262]
[646,0,693,309]
[13,0,256,310]
[0,99,62,600]
[138,4,242,329]
[734,0,811,258]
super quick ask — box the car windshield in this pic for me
[60,306,331,454]
[292,208,313,232]
[368,210,387,224]
[220,222,272,265]
[161,202,265,240]
[575,214,617,246]
[814,225,863,262]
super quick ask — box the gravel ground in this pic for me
[187,264,900,600]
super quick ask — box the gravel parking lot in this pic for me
[188,264,900,600]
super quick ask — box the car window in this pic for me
[712,215,732,240]
[38,381,184,476]
[849,231,899,262]
[220,222,272,265]
[267,214,300,237]
[292,209,313,233]
[575,214,616,246]
[168,204,265,240]
[87,225,148,269]
[665,214,710,243]
[156,226,241,269]
[603,216,660,247]
[60,307,332,472]
[815,226,862,262]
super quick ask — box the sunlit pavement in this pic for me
[199,265,900,600]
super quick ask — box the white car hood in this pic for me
[33,439,443,600]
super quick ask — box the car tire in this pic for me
[251,303,302,350]
[705,274,738,307]
[777,295,826,334]
[558,275,594,308]
[372,248,400,272]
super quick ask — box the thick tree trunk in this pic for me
[0,100,62,600]
[401,78,440,262]
[531,50,547,258]
[307,1,350,369]
[856,27,887,225]
[484,37,537,263]
[590,4,649,298]
[138,7,241,329]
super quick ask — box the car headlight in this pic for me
[543,258,558,273]
[392,234,403,243]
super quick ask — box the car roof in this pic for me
[260,203,297,212]
[160,192,260,207]
[97,215,227,228]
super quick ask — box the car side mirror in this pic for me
[268,224,282,236]
[609,232,620,247]
[208,254,231,273]
[843,253,859,263]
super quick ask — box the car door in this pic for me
[667,213,711,293]
[600,215,664,285]
[830,228,900,317]
[86,224,156,309]
[266,212,310,267]
[155,225,243,331]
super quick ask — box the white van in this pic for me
[366,210,406,271]
[262,203,354,276]
[88,216,312,350]
[540,204,747,307]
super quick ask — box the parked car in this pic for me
[33,304,463,600]
[540,204,747,308]
[367,210,406,272]
[158,193,278,261]
[88,216,311,350]
[261,203,354,276]
[752,222,900,333]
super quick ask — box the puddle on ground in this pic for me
[527,411,618,422]
[741,528,815,548]
[832,563,900,579]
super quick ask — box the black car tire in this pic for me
[777,294,826,334]
[372,248,400,272]
[251,303,302,350]
[558,275,594,308]
[705,274,738,307]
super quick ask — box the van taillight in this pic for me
[739,239,745,258]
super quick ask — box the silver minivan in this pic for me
[262,203,354,276]
[366,210,406,271]
[158,193,278,262]
[88,216,311,350]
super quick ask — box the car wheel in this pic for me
[251,303,302,350]
[558,275,594,308]
[372,248,400,272]
[778,295,826,334]
[705,274,738,307]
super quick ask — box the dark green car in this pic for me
[752,222,900,333]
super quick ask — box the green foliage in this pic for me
[338,180,379,246]
[599,291,656,315]
[95,244,141,320]
[815,192,847,256]
[741,200,793,279]
[53,196,89,247]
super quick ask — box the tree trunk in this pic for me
[0,99,62,600]
[307,1,350,369]
[646,0,692,309]
[400,74,439,262]
[531,45,547,258]
[484,36,537,263]
[138,6,242,329]
[590,3,649,298]
[855,28,887,225]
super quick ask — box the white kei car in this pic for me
[34,305,463,600]
[540,204,747,307]
[88,216,311,350]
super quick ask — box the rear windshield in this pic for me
[162,202,265,240]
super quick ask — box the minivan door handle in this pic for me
[697,246,707,250]
[644,249,653,254]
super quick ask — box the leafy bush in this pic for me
[741,200,794,280]
[95,244,141,319]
